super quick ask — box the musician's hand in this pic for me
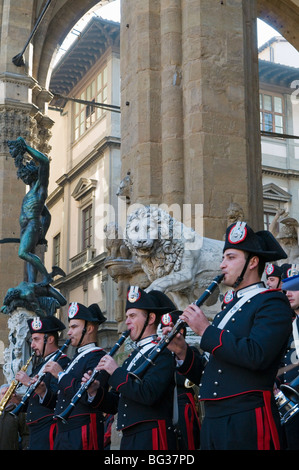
[180,304,210,336]
[97,355,118,376]
[15,370,32,387]
[43,361,63,378]
[273,382,279,397]
[34,381,47,398]
[82,371,99,397]
[161,325,188,361]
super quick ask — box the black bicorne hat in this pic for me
[281,263,297,280]
[68,302,106,324]
[265,263,283,278]
[126,286,176,315]
[223,221,287,262]
[27,316,66,334]
[160,310,184,327]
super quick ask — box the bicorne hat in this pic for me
[265,263,283,278]
[223,221,287,262]
[27,316,66,334]
[126,286,176,315]
[67,302,106,324]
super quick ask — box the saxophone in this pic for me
[0,352,35,416]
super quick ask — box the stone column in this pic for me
[120,0,162,205]
[161,0,184,208]
[182,0,263,238]
[120,0,263,240]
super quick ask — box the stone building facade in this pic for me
[45,16,121,348]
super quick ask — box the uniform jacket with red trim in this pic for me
[91,336,176,432]
[178,285,293,401]
[25,351,70,428]
[43,343,106,431]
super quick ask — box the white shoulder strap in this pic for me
[292,317,299,360]
[202,287,267,363]
[217,287,267,330]
[58,346,102,380]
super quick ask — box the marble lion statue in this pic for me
[124,205,225,309]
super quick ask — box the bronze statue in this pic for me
[1,137,66,316]
[7,137,52,284]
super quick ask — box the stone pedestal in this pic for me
[2,308,35,390]
[105,258,149,332]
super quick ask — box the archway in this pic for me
[257,0,299,51]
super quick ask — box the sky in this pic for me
[55,2,282,64]
[257,18,281,47]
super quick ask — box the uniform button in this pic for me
[198,395,201,399]
[218,369,222,374]
[213,392,218,397]
[231,318,235,322]
[214,381,219,386]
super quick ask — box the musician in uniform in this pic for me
[15,316,70,450]
[160,311,201,450]
[276,271,299,449]
[0,384,29,450]
[36,302,107,450]
[265,263,291,289]
[84,287,178,451]
[163,221,293,450]
[265,263,283,289]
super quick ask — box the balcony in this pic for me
[70,247,96,270]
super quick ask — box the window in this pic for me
[82,205,93,250]
[260,92,284,135]
[264,212,275,231]
[96,67,108,120]
[74,65,108,141]
[53,233,61,267]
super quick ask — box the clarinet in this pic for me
[129,273,224,382]
[10,338,71,417]
[55,330,130,424]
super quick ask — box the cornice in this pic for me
[46,185,64,208]
[52,252,107,288]
[0,71,37,88]
[262,165,299,179]
[55,136,120,187]
[0,100,39,114]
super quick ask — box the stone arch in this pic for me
[35,0,115,90]
[258,0,299,50]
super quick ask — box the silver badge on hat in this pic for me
[228,221,247,244]
[161,313,172,326]
[68,302,79,318]
[288,265,299,278]
[31,317,42,331]
[127,286,141,303]
[266,264,274,275]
